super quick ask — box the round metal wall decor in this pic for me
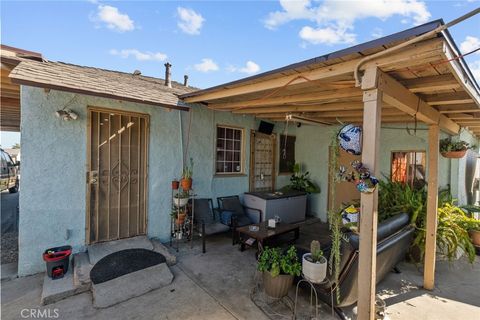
[338,124,362,155]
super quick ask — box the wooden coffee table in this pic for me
[237,221,300,253]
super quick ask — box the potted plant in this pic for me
[281,163,320,194]
[173,191,189,207]
[440,138,474,158]
[257,246,301,299]
[172,179,179,190]
[181,158,194,190]
[302,240,327,283]
[171,209,187,225]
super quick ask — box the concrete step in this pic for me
[87,236,153,265]
[41,265,90,305]
[92,263,174,308]
[151,238,176,266]
[73,252,92,288]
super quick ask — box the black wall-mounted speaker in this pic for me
[258,121,274,135]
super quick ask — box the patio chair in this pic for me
[296,213,414,319]
[193,198,230,253]
[217,195,262,245]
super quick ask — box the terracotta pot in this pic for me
[262,272,294,299]
[441,150,467,159]
[171,180,179,190]
[181,178,192,191]
[175,213,187,225]
[469,230,480,247]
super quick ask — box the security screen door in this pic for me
[249,131,276,192]
[87,108,149,243]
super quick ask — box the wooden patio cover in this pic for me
[181,20,480,135]
[181,20,480,320]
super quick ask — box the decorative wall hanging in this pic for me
[337,124,362,155]
[338,160,378,194]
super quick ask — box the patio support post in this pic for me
[424,124,439,290]
[358,67,382,320]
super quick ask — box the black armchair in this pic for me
[217,195,262,244]
[193,198,230,253]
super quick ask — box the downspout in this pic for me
[354,8,480,87]
[179,111,184,170]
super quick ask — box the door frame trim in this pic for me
[86,106,150,244]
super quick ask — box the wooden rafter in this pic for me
[401,74,460,93]
[437,104,479,113]
[422,91,473,105]
[230,102,364,114]
[367,68,460,134]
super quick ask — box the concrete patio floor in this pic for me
[2,228,479,320]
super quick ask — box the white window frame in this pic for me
[215,124,245,176]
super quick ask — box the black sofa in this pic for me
[296,213,414,319]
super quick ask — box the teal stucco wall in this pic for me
[18,86,290,275]
[18,85,478,275]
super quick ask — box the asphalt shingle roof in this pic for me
[9,60,197,110]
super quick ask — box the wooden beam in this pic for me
[231,102,364,114]
[443,41,480,107]
[374,70,460,135]
[209,88,363,109]
[183,38,444,103]
[422,92,473,105]
[357,85,382,320]
[402,74,460,93]
[437,104,479,113]
[446,113,476,120]
[424,124,439,290]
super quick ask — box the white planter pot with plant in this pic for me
[302,240,327,284]
[173,192,189,207]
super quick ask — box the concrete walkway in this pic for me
[1,232,479,320]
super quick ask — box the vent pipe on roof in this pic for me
[164,62,172,88]
[184,75,189,87]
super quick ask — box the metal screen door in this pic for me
[249,131,276,192]
[87,108,149,243]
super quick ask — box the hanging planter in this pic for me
[440,138,474,159]
[181,158,194,191]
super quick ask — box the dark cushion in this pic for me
[204,223,230,235]
[220,210,236,226]
[220,210,252,227]
[349,213,409,250]
[220,197,245,216]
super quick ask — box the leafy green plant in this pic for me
[257,246,301,277]
[377,179,477,263]
[439,138,474,153]
[182,158,194,179]
[282,163,320,194]
[309,240,324,263]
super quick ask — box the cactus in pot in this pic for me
[302,240,327,283]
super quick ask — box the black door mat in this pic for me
[90,248,166,284]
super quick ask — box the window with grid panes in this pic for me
[216,125,244,174]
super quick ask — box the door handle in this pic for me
[88,171,98,184]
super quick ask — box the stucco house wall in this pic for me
[18,85,478,275]
[18,86,290,276]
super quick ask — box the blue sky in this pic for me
[1,0,480,147]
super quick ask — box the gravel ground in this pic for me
[1,230,18,264]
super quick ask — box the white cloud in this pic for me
[194,58,219,72]
[227,61,261,75]
[299,26,355,45]
[371,27,383,39]
[95,5,135,32]
[469,60,480,83]
[264,0,431,44]
[109,49,167,61]
[460,36,480,54]
[177,7,205,35]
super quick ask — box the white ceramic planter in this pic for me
[173,196,189,207]
[302,253,327,284]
